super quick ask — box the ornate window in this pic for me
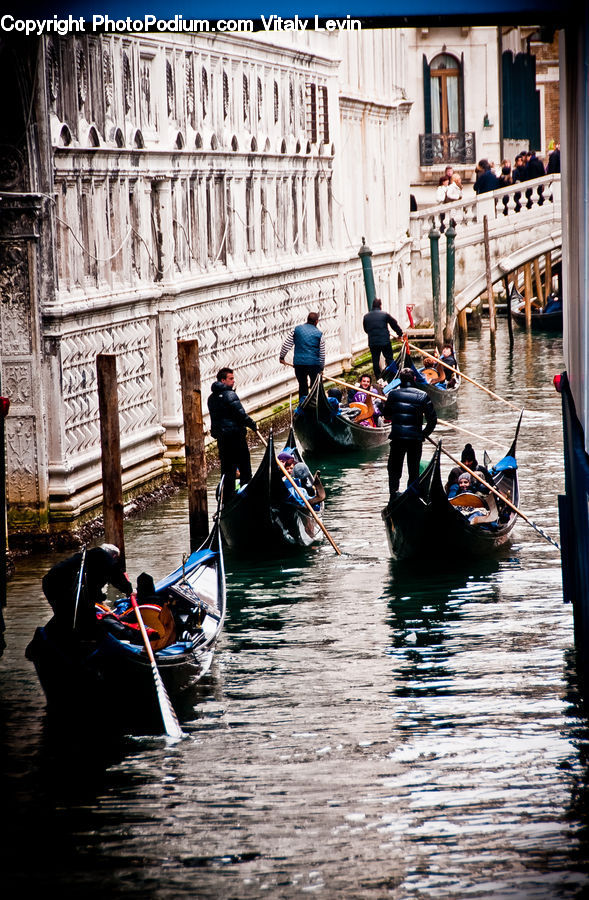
[123,52,133,115]
[166,60,175,118]
[223,70,230,120]
[257,77,263,121]
[305,83,317,143]
[273,80,279,124]
[202,67,209,119]
[243,73,250,123]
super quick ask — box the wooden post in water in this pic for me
[97,353,126,567]
[544,251,552,302]
[457,307,468,345]
[504,275,514,347]
[0,385,9,640]
[483,215,496,343]
[177,339,208,550]
[534,257,543,308]
[524,262,533,328]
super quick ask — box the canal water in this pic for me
[2,319,588,898]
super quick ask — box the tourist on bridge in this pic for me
[362,298,404,380]
[381,368,437,499]
[207,366,258,501]
[473,159,501,195]
[279,311,325,400]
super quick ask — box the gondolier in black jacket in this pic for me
[363,299,404,379]
[382,368,437,499]
[207,366,258,500]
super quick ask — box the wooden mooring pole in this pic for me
[504,275,514,348]
[97,353,126,567]
[524,262,533,328]
[177,339,208,550]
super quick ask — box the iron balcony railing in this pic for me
[419,132,476,166]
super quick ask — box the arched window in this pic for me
[427,53,462,134]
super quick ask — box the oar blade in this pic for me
[151,661,183,739]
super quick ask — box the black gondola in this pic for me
[382,421,521,561]
[218,427,325,555]
[26,521,226,734]
[511,300,563,331]
[293,374,390,455]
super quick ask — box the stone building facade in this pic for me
[0,28,412,535]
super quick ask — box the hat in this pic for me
[278,452,295,465]
[461,443,476,463]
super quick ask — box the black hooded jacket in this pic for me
[382,386,437,442]
[207,381,257,439]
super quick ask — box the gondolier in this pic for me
[381,368,437,498]
[207,366,258,500]
[363,298,404,379]
[42,544,132,636]
[279,311,325,400]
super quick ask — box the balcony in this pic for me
[419,132,476,166]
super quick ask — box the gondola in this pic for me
[218,427,325,555]
[293,374,390,454]
[382,345,460,413]
[511,299,563,331]
[26,520,226,733]
[381,420,521,562]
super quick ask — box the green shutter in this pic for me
[423,54,431,134]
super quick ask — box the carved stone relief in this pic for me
[5,416,39,507]
[0,244,32,355]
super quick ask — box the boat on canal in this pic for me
[218,427,326,555]
[382,419,521,562]
[293,374,390,454]
[26,519,226,733]
[511,296,563,332]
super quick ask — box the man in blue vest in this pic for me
[279,311,325,399]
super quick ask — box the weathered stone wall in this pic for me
[1,30,412,532]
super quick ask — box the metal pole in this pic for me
[444,219,456,345]
[358,237,376,311]
[97,353,126,568]
[177,339,208,550]
[429,223,442,348]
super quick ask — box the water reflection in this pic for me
[4,321,589,898]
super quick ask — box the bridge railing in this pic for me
[410,173,561,242]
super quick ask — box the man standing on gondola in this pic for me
[41,544,133,637]
[279,311,325,400]
[382,368,437,500]
[207,366,258,500]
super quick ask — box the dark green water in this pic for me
[3,320,588,898]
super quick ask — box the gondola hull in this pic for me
[511,303,563,331]
[26,526,226,733]
[293,375,390,455]
[421,380,460,412]
[219,430,324,555]
[382,437,519,562]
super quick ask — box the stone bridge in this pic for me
[408,174,562,328]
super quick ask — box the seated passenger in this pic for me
[348,374,383,425]
[327,386,361,420]
[448,472,472,499]
[279,453,318,509]
[461,443,493,491]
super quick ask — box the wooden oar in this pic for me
[258,433,342,555]
[129,592,183,739]
[322,373,505,449]
[427,437,561,549]
[407,342,522,413]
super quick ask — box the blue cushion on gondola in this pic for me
[490,455,517,474]
[157,642,193,656]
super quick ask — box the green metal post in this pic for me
[444,219,456,344]
[358,237,376,310]
[429,223,442,348]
